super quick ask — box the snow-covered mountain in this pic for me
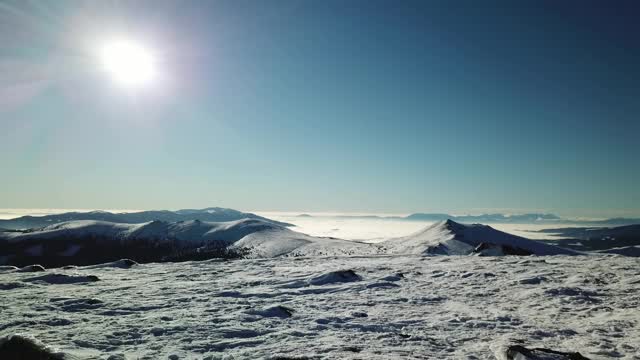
[382,220,578,256]
[537,224,640,256]
[0,207,292,230]
[1,219,584,267]
[0,219,381,267]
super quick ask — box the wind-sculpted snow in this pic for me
[22,273,100,285]
[0,255,638,359]
[504,345,591,360]
[83,259,138,269]
[17,264,46,272]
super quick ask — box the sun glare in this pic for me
[100,39,156,88]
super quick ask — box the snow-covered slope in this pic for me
[0,219,381,267]
[537,224,640,254]
[234,229,379,258]
[0,207,292,230]
[1,218,281,244]
[597,245,640,257]
[382,220,578,256]
[0,219,591,267]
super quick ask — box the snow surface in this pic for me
[0,255,638,359]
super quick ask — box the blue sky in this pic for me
[1,1,638,217]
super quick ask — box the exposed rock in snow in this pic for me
[544,287,599,297]
[505,344,591,359]
[473,242,533,256]
[22,273,100,285]
[0,334,67,360]
[365,281,400,289]
[248,305,295,318]
[518,276,548,285]
[84,259,138,269]
[17,264,46,272]
[380,273,404,282]
[106,355,126,360]
[51,298,105,312]
[0,282,32,290]
[350,311,368,318]
[309,269,362,285]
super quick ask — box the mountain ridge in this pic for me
[0,218,380,267]
[304,212,640,225]
[0,219,584,267]
[382,219,578,256]
[0,207,292,230]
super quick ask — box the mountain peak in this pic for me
[384,219,576,256]
[442,218,462,227]
[437,219,475,234]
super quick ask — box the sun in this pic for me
[99,39,157,88]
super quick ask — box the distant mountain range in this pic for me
[305,212,640,225]
[403,213,562,223]
[2,209,638,232]
[0,207,292,230]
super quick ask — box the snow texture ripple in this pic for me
[1,255,638,359]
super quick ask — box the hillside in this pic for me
[0,219,380,267]
[538,224,640,256]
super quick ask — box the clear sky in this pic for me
[1,1,638,217]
